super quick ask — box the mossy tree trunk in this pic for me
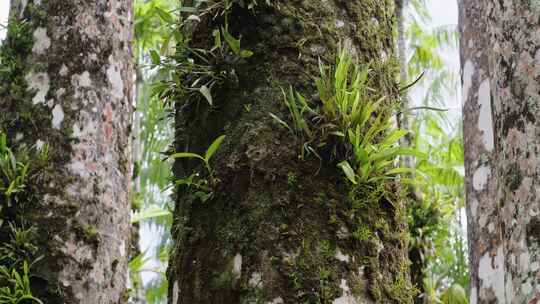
[460,0,540,302]
[1,0,133,302]
[168,1,414,303]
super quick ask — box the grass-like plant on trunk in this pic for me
[0,134,44,304]
[271,49,420,188]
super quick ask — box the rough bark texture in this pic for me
[460,0,540,302]
[1,0,133,302]
[395,0,412,168]
[459,0,497,302]
[168,1,414,303]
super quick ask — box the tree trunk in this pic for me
[1,0,133,302]
[168,1,414,303]
[460,0,540,302]
[395,0,412,169]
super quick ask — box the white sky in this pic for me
[430,1,459,27]
[429,0,460,69]
[409,0,461,129]
[0,2,7,40]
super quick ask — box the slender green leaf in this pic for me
[131,205,171,223]
[199,85,213,105]
[338,161,357,185]
[204,135,226,163]
[170,152,204,160]
[222,27,241,55]
[154,7,174,23]
[269,113,293,133]
[240,49,254,58]
[386,167,416,176]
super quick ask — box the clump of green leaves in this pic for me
[271,50,420,186]
[0,224,38,267]
[153,26,253,107]
[0,133,43,303]
[0,261,43,304]
[0,225,42,304]
[0,135,29,214]
[171,135,226,203]
[0,135,49,227]
[152,1,255,107]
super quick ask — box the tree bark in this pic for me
[1,0,133,302]
[395,0,412,169]
[168,1,414,303]
[460,0,540,302]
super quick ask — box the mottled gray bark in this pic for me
[460,0,540,302]
[169,1,414,304]
[128,66,145,304]
[459,0,497,302]
[2,0,133,302]
[396,0,412,169]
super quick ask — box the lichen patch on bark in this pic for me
[106,55,124,99]
[51,103,64,129]
[333,279,357,304]
[461,60,474,102]
[472,166,490,191]
[266,297,284,304]
[477,246,505,302]
[31,27,50,54]
[25,71,50,104]
[477,79,493,151]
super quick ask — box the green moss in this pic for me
[353,225,372,242]
[169,1,413,302]
[74,223,99,246]
[506,162,523,191]
[287,171,297,187]
[280,238,341,301]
